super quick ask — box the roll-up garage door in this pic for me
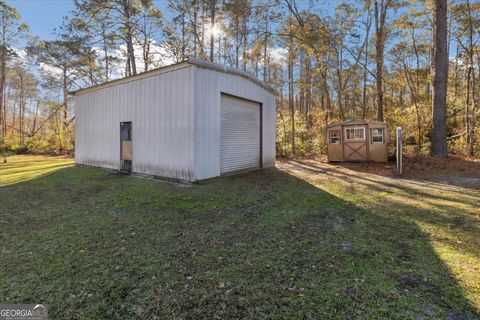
[220,94,261,174]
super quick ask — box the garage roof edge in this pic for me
[187,57,277,95]
[72,57,277,96]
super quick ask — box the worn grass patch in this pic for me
[0,156,479,319]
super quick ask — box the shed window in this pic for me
[329,130,340,144]
[345,127,365,141]
[371,128,384,143]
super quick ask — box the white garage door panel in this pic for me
[220,95,261,174]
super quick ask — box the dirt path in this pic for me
[278,159,480,195]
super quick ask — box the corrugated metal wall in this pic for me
[75,63,276,181]
[193,66,276,180]
[75,65,195,180]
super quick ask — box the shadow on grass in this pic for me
[334,156,480,191]
[290,159,480,262]
[0,165,478,319]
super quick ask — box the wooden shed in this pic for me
[326,120,389,162]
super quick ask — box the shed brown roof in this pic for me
[327,120,387,128]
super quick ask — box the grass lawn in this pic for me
[0,155,479,319]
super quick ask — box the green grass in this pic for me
[0,155,479,319]
[0,155,73,187]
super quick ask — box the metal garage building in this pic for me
[74,58,276,182]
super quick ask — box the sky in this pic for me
[7,0,75,40]
[7,0,174,41]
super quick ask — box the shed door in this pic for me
[343,125,368,161]
[220,94,261,174]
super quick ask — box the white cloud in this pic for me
[12,48,27,62]
[39,62,63,78]
[269,47,287,64]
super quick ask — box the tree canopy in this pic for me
[0,0,479,157]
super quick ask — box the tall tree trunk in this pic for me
[336,47,344,120]
[374,0,386,122]
[402,60,423,151]
[0,46,6,140]
[11,90,16,138]
[362,13,371,119]
[209,0,216,62]
[305,57,311,130]
[56,113,63,151]
[63,67,69,150]
[126,30,136,75]
[466,0,476,156]
[235,14,240,68]
[431,0,448,157]
[321,70,332,125]
[466,64,471,145]
[101,23,109,80]
[180,12,186,60]
[453,41,459,100]
[2,79,6,139]
[31,101,40,135]
[19,74,25,143]
[470,63,476,156]
[123,1,136,75]
[288,45,295,155]
[263,7,269,83]
[193,0,198,57]
[242,14,248,70]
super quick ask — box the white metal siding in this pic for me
[75,62,275,182]
[220,95,260,173]
[193,67,276,180]
[75,65,195,181]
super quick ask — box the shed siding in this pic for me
[193,66,276,180]
[326,121,389,162]
[75,66,195,180]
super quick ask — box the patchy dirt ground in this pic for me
[290,154,480,190]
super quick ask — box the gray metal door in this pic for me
[220,94,261,174]
[120,122,132,171]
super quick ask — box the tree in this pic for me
[431,0,449,157]
[374,0,393,121]
[71,0,118,81]
[208,0,219,62]
[73,0,163,77]
[135,3,163,72]
[453,0,480,156]
[0,1,28,143]
[223,0,251,69]
[28,40,81,150]
[2,0,479,157]
[7,63,37,145]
